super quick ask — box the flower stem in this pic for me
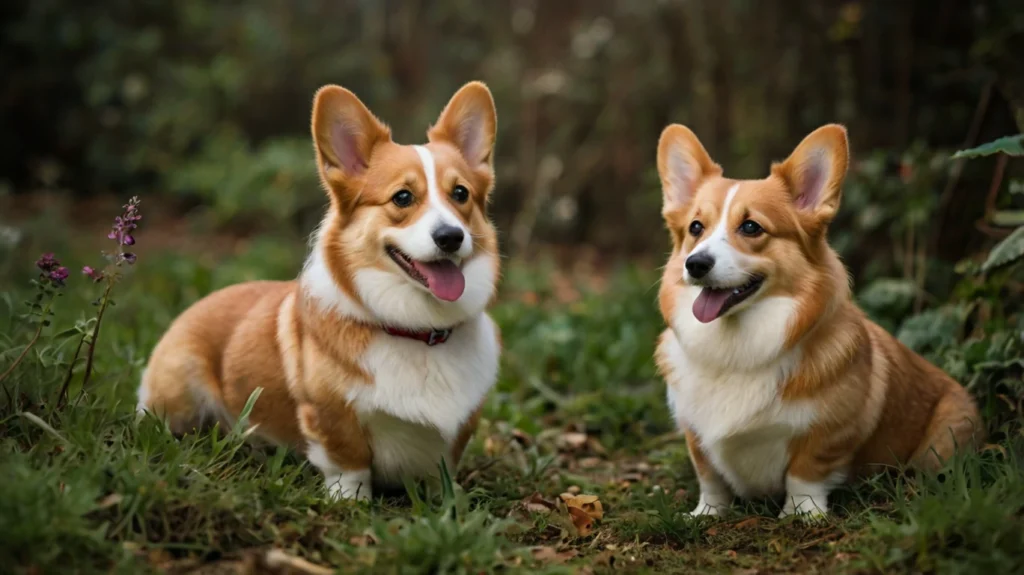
[79,281,114,396]
[0,295,56,386]
[54,332,88,411]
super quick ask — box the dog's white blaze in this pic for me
[686,183,757,287]
[703,183,741,247]
[412,145,472,259]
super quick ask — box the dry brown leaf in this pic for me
[733,517,760,530]
[558,432,589,451]
[568,505,595,536]
[264,549,334,575]
[96,493,123,509]
[349,532,378,547]
[511,428,533,446]
[726,550,738,559]
[522,492,557,514]
[560,493,604,519]
[706,527,719,536]
[586,437,607,455]
[530,546,578,564]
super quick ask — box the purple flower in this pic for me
[108,196,142,250]
[82,266,105,282]
[36,253,59,272]
[122,252,137,265]
[49,266,69,286]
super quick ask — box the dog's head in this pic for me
[657,124,849,329]
[306,82,499,329]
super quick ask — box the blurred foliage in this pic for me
[2,0,1023,272]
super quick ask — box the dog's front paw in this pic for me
[325,470,372,502]
[779,495,827,521]
[687,494,728,518]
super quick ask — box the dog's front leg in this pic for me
[298,401,373,501]
[684,429,733,516]
[781,435,851,520]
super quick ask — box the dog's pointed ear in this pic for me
[311,85,391,201]
[772,124,849,225]
[428,81,497,169]
[657,125,720,213]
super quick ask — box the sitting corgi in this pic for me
[653,123,983,518]
[138,82,502,501]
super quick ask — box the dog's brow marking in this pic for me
[693,184,740,255]
[413,145,461,227]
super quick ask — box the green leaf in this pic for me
[991,210,1024,227]
[981,226,1024,272]
[951,134,1024,159]
[230,387,263,437]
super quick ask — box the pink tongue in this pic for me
[693,288,732,323]
[411,259,465,302]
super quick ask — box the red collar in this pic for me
[382,325,454,346]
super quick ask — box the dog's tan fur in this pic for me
[140,82,502,499]
[654,124,983,517]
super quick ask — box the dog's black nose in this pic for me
[432,225,465,253]
[685,253,715,279]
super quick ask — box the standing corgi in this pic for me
[653,124,983,518]
[138,82,501,501]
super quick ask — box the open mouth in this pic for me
[692,275,765,323]
[386,246,466,302]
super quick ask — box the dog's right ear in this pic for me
[657,125,720,214]
[311,85,391,204]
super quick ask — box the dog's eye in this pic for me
[451,185,470,204]
[392,190,414,207]
[739,220,763,236]
[688,221,704,237]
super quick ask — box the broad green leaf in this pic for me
[981,226,1024,272]
[991,210,1024,227]
[951,134,1024,159]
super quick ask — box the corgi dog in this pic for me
[653,124,983,518]
[138,82,502,501]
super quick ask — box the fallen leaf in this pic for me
[511,428,533,446]
[594,549,617,567]
[733,517,760,530]
[264,549,334,575]
[558,432,589,451]
[484,436,502,456]
[522,492,557,514]
[349,532,378,547]
[530,546,578,564]
[95,493,123,509]
[568,505,595,536]
[586,436,608,454]
[706,527,719,536]
[560,493,604,519]
[726,550,738,559]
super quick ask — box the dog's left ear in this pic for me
[429,81,497,170]
[772,124,849,226]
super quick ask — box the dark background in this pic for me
[2,0,1022,286]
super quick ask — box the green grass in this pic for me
[1,223,1023,574]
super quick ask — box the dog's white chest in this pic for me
[659,315,817,497]
[346,314,499,485]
